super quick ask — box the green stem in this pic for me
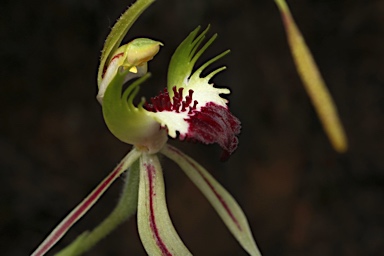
[55,160,141,256]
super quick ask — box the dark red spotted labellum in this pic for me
[145,86,241,160]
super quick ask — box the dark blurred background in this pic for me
[1,0,384,255]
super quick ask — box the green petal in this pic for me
[137,153,192,256]
[274,0,348,152]
[97,0,155,87]
[161,145,261,256]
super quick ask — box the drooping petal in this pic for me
[145,26,241,158]
[31,149,141,256]
[97,0,155,87]
[137,153,192,256]
[274,0,348,152]
[55,160,141,256]
[161,145,261,256]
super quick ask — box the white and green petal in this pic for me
[167,25,230,106]
[161,145,261,256]
[138,153,192,255]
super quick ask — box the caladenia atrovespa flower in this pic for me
[31,0,261,255]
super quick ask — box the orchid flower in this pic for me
[31,0,261,255]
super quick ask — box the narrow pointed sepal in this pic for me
[55,160,141,256]
[31,149,142,256]
[161,145,261,256]
[274,0,348,152]
[137,153,192,256]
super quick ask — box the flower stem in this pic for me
[56,160,141,256]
